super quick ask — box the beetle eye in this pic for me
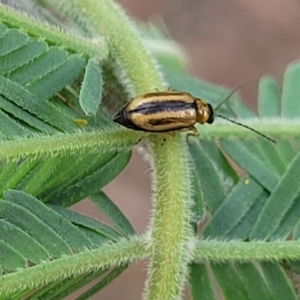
[207,103,214,124]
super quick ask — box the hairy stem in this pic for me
[0,237,150,298]
[145,135,194,300]
[194,239,300,262]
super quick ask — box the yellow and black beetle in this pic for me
[113,89,275,143]
[113,90,214,135]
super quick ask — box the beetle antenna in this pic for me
[216,114,276,144]
[214,83,243,111]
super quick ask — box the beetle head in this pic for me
[195,100,214,124]
[113,108,127,126]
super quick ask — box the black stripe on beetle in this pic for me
[149,117,187,126]
[129,100,196,115]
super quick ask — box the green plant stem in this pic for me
[2,236,300,298]
[194,240,300,262]
[0,237,150,298]
[0,3,107,59]
[0,130,143,160]
[198,119,300,140]
[145,135,193,300]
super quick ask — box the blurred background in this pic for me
[71,0,300,299]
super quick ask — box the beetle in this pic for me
[113,88,275,143]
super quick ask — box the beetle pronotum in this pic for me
[113,87,275,143]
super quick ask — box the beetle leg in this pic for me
[167,131,176,137]
[136,137,144,144]
[160,132,176,146]
[189,126,199,136]
[154,87,172,92]
[135,133,151,145]
[186,126,199,142]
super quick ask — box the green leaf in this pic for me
[27,54,86,101]
[36,152,115,198]
[90,191,135,236]
[221,140,278,192]
[276,138,297,167]
[75,264,128,300]
[260,262,297,299]
[272,194,300,240]
[281,61,300,118]
[0,219,49,264]
[0,200,71,259]
[255,138,286,176]
[258,75,281,117]
[0,159,40,195]
[31,267,110,299]
[17,157,60,195]
[49,205,121,241]
[0,109,29,138]
[0,29,28,56]
[225,190,269,240]
[234,262,273,300]
[0,76,78,131]
[0,38,48,75]
[189,139,225,213]
[0,160,17,190]
[211,263,250,300]
[250,151,300,240]
[48,151,131,206]
[4,190,93,251]
[0,241,26,272]
[8,47,69,85]
[0,189,125,280]
[203,178,263,238]
[189,263,215,300]
[201,140,239,184]
[0,22,7,38]
[0,95,58,134]
[79,228,109,247]
[79,58,103,115]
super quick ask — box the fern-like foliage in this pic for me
[185,62,300,300]
[0,1,299,300]
[0,8,135,298]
